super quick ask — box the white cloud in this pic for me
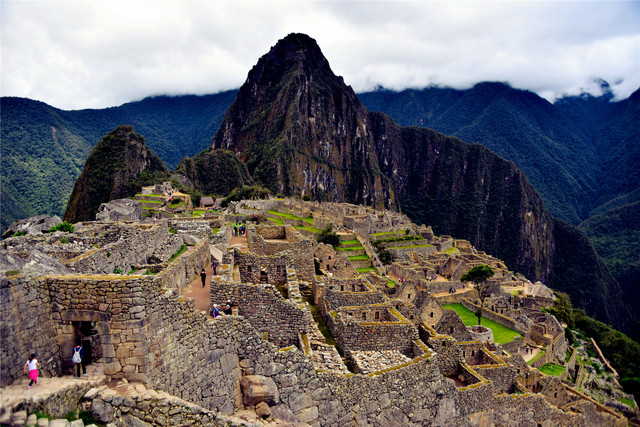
[1,0,638,109]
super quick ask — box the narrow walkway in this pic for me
[0,363,105,419]
[182,235,247,314]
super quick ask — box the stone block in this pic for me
[91,398,115,423]
[240,375,279,406]
[48,420,71,427]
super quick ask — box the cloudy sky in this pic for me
[2,0,639,110]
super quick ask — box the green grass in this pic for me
[370,231,396,237]
[211,227,220,235]
[168,244,187,262]
[387,279,396,288]
[528,350,546,366]
[141,199,163,204]
[445,247,459,254]
[441,304,522,344]
[294,225,321,233]
[341,239,360,245]
[539,363,565,376]
[357,267,379,274]
[337,246,364,251]
[303,217,314,225]
[386,244,433,249]
[267,217,284,225]
[348,255,371,261]
[618,397,635,408]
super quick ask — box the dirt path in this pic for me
[182,236,247,314]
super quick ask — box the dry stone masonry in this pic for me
[0,199,631,426]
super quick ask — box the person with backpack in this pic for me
[72,343,86,377]
[209,304,220,318]
[200,269,207,288]
[23,353,40,389]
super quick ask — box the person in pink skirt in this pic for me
[23,353,40,389]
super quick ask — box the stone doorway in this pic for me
[57,310,111,376]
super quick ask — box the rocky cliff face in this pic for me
[211,33,394,210]
[370,113,555,281]
[64,125,168,223]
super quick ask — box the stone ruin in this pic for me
[0,199,630,426]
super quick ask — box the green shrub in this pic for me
[317,225,340,247]
[48,222,75,233]
[14,231,26,237]
[113,268,122,274]
[60,236,69,244]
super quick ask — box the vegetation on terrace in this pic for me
[441,303,521,345]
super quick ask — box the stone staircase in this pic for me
[337,234,377,273]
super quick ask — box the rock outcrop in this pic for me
[63,125,168,223]
[2,214,62,238]
[95,198,142,222]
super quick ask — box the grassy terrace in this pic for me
[539,363,565,376]
[266,210,313,224]
[337,246,364,251]
[348,255,371,261]
[528,350,546,366]
[387,244,433,249]
[441,304,522,345]
[445,247,459,254]
[341,239,361,245]
[267,217,284,225]
[294,225,321,234]
[357,266,379,274]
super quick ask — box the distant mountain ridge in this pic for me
[359,83,640,226]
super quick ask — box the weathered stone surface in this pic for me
[3,215,61,238]
[240,375,279,406]
[121,414,153,427]
[96,199,142,222]
[270,403,301,425]
[91,398,115,422]
[255,401,271,418]
[48,419,71,427]
[22,250,69,275]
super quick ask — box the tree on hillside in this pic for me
[461,264,495,325]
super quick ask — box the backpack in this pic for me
[72,347,81,363]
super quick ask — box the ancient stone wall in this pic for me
[153,239,210,292]
[234,251,287,285]
[321,283,385,312]
[209,281,312,348]
[327,307,419,355]
[247,225,315,282]
[0,274,59,385]
[65,223,182,275]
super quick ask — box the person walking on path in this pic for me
[200,269,207,288]
[212,259,218,275]
[72,343,86,377]
[23,354,40,389]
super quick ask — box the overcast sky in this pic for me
[2,0,639,110]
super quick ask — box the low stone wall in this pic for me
[328,308,419,355]
[461,298,525,335]
[152,238,210,293]
[322,286,385,312]
[11,382,98,420]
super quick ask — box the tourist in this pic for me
[72,343,86,377]
[200,269,207,288]
[223,301,232,315]
[211,258,218,275]
[210,304,220,318]
[23,353,40,389]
